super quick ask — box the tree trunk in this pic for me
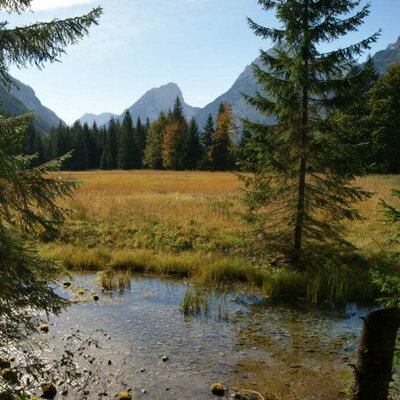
[352,308,400,400]
[293,0,309,259]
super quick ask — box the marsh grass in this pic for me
[96,270,132,292]
[181,286,209,317]
[40,171,400,303]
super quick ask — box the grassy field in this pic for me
[40,170,400,302]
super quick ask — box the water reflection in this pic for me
[35,273,375,399]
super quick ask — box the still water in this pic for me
[35,273,371,399]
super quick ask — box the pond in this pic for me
[34,273,375,400]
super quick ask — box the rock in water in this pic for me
[210,383,225,397]
[117,392,132,400]
[41,383,57,399]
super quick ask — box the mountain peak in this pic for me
[120,82,199,123]
[372,36,400,74]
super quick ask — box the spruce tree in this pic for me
[0,0,101,348]
[135,117,146,168]
[186,117,202,170]
[143,112,167,169]
[367,62,400,173]
[107,117,119,169]
[118,111,135,169]
[210,102,236,171]
[162,97,188,170]
[242,0,379,260]
[199,114,215,170]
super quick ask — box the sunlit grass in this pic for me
[40,171,400,303]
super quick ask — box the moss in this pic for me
[117,392,132,400]
[210,383,225,397]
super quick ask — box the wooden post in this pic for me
[352,308,400,400]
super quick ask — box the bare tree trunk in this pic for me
[352,308,400,400]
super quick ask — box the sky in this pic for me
[2,0,400,124]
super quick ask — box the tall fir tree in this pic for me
[241,0,379,260]
[162,97,188,170]
[107,117,119,169]
[367,62,400,174]
[118,111,137,170]
[210,102,236,171]
[185,117,202,170]
[143,112,167,169]
[199,114,215,170]
[135,117,146,168]
[0,0,101,352]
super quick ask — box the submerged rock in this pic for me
[0,358,11,370]
[210,383,225,397]
[0,391,13,400]
[1,369,18,384]
[41,383,57,399]
[117,392,132,399]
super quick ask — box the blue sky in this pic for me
[3,0,400,124]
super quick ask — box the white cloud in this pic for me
[30,0,96,11]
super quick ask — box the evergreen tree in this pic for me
[367,62,400,173]
[143,112,167,169]
[135,117,146,168]
[162,119,187,170]
[210,102,236,171]
[172,96,184,121]
[338,56,380,172]
[70,121,86,170]
[199,114,215,170]
[107,117,119,169]
[241,0,379,260]
[185,117,202,170]
[162,97,189,170]
[118,111,139,169]
[0,0,101,349]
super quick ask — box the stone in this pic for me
[0,359,11,370]
[40,323,49,333]
[41,383,57,399]
[210,383,225,397]
[117,392,132,400]
[1,369,18,384]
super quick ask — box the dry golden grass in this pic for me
[348,175,400,251]
[57,171,400,252]
[39,171,400,302]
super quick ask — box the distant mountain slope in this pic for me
[119,82,200,124]
[79,112,117,127]
[194,59,274,129]
[0,77,64,132]
[372,36,400,74]
[76,36,400,132]
[196,37,400,129]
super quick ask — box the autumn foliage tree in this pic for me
[209,102,236,171]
